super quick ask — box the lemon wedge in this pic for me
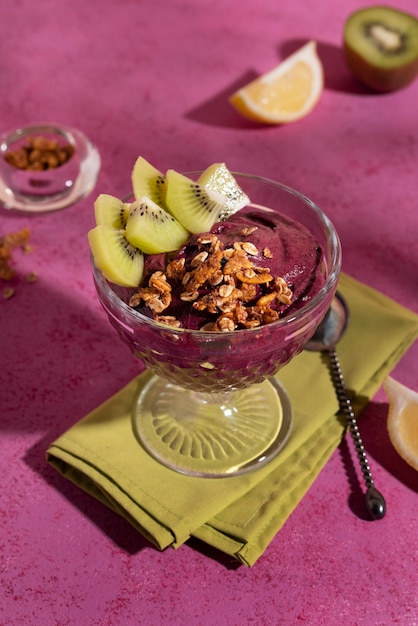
[229,40,324,124]
[384,376,418,472]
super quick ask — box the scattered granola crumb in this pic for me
[0,228,37,297]
[3,287,15,299]
[25,271,37,283]
[0,227,31,281]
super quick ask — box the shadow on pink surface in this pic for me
[357,401,418,494]
[186,39,373,129]
[279,39,374,95]
[338,437,372,521]
[186,70,264,129]
[0,278,139,434]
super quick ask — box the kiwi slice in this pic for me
[198,163,250,220]
[88,224,144,287]
[94,194,131,229]
[165,170,227,233]
[125,196,190,254]
[344,6,418,92]
[131,156,166,205]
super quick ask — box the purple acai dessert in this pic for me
[128,204,325,332]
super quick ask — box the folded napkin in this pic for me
[47,274,418,566]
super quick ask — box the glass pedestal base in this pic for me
[132,375,292,477]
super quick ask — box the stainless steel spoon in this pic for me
[305,293,386,520]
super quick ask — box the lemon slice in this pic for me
[384,376,418,472]
[229,40,324,124]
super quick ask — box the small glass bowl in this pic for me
[0,123,101,212]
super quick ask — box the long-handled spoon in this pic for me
[305,293,386,520]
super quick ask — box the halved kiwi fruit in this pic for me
[125,196,189,254]
[165,170,227,233]
[88,225,144,287]
[344,6,418,92]
[131,156,166,205]
[89,159,251,288]
[94,194,131,229]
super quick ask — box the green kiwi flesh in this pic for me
[89,159,250,288]
[132,156,166,206]
[344,6,418,91]
[165,170,227,234]
[125,196,190,254]
[88,224,144,287]
[94,194,130,229]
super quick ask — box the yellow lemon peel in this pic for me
[229,40,324,124]
[384,376,418,472]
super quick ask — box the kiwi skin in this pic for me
[343,6,418,92]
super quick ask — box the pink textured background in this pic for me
[1,0,418,624]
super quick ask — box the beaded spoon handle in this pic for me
[306,293,386,520]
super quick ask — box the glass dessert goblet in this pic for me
[91,174,341,477]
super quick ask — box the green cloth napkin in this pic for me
[47,274,418,566]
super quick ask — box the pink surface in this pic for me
[1,0,418,624]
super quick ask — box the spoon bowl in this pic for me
[305,293,349,352]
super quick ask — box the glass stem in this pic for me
[191,389,235,406]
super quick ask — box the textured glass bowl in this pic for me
[0,124,80,197]
[0,123,101,212]
[92,173,342,476]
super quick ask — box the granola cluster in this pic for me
[129,228,293,332]
[0,227,31,280]
[4,135,74,171]
[0,227,36,299]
